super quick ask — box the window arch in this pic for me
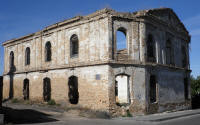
[70,34,79,57]
[43,77,51,102]
[9,51,14,69]
[166,39,174,65]
[25,47,30,65]
[147,34,156,62]
[45,42,51,61]
[181,46,187,68]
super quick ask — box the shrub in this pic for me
[11,98,19,103]
[191,76,200,109]
[47,99,56,105]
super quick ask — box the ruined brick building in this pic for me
[2,8,191,115]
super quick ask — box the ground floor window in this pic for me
[68,76,79,104]
[150,75,157,103]
[115,74,130,105]
[184,78,189,100]
[23,79,29,100]
[43,77,51,102]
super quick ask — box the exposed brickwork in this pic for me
[2,8,191,116]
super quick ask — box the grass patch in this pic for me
[47,99,56,105]
[122,110,132,117]
[11,98,20,103]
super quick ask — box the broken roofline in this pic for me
[2,7,190,46]
[2,8,113,46]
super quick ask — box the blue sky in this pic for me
[0,0,199,77]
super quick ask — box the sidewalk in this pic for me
[114,109,200,122]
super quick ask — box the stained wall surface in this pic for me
[2,8,191,116]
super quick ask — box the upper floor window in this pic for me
[166,39,174,65]
[147,34,156,62]
[70,34,79,57]
[9,51,14,69]
[181,45,187,68]
[45,42,51,62]
[116,28,127,51]
[25,47,30,65]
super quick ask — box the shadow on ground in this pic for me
[2,106,58,124]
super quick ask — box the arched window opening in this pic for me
[147,34,156,62]
[43,77,51,102]
[23,79,29,100]
[45,42,51,62]
[116,28,127,51]
[25,47,30,65]
[182,46,187,68]
[68,76,79,104]
[116,28,127,61]
[70,34,79,57]
[9,51,14,69]
[184,78,189,100]
[150,75,157,103]
[115,74,130,106]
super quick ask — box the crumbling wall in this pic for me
[146,67,191,113]
[3,65,110,111]
[145,19,190,68]
[108,65,146,116]
[3,16,110,75]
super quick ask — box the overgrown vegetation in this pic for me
[11,98,20,103]
[47,99,56,105]
[122,110,132,117]
[191,75,200,109]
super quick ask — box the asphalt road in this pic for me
[3,103,200,125]
[27,114,200,125]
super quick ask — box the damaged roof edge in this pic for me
[2,7,191,46]
[2,8,114,46]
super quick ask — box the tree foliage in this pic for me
[191,75,200,97]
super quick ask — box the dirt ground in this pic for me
[2,101,109,124]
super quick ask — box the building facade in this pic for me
[2,8,191,116]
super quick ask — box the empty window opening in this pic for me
[45,42,51,62]
[150,75,157,103]
[43,77,51,102]
[166,39,174,65]
[68,76,79,104]
[147,34,156,62]
[9,51,14,69]
[25,47,30,65]
[23,79,29,100]
[70,34,79,57]
[182,46,187,68]
[116,28,128,61]
[184,78,189,100]
[115,74,130,106]
[116,28,127,51]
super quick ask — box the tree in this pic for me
[191,75,200,109]
[191,75,200,97]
